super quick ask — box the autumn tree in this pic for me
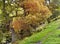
[12,0,52,37]
[19,0,52,28]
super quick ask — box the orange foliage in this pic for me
[20,0,52,16]
[20,0,41,14]
[12,17,30,33]
[12,0,52,33]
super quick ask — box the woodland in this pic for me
[0,0,60,44]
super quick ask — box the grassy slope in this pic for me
[41,29,60,44]
[19,19,60,44]
[41,26,60,44]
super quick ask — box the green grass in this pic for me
[19,19,60,44]
[41,28,60,44]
